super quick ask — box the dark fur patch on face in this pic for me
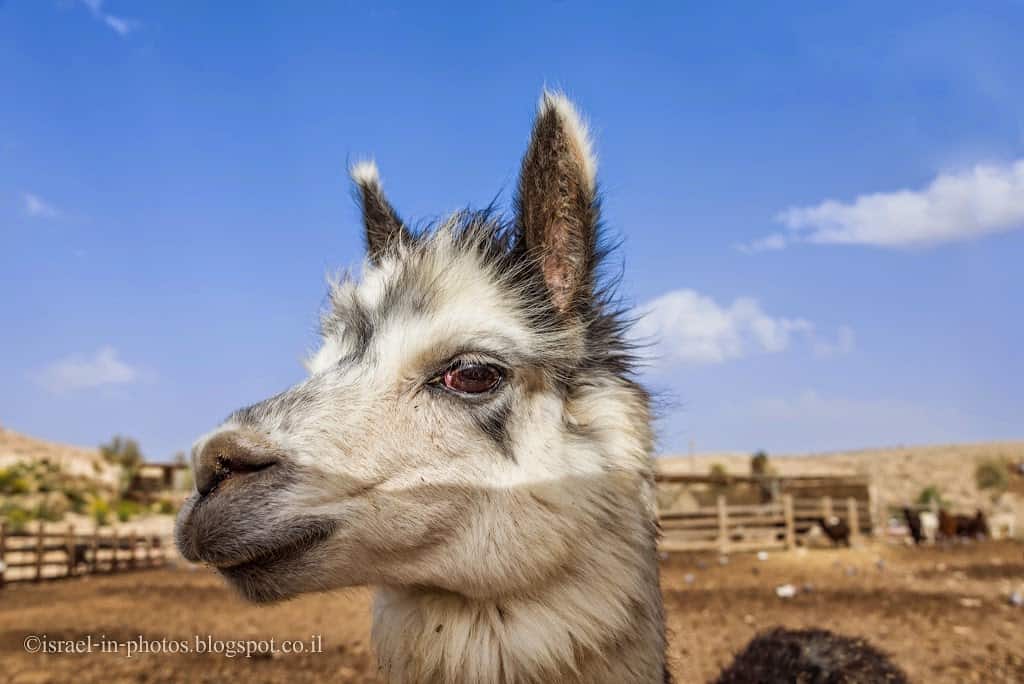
[472,399,514,460]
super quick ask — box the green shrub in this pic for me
[0,467,14,492]
[13,477,32,495]
[154,499,176,515]
[89,498,111,526]
[976,459,1009,493]
[1,501,33,532]
[65,487,89,514]
[916,485,944,507]
[115,499,142,522]
[35,493,70,522]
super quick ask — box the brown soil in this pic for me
[1,542,1022,683]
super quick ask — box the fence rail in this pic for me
[0,521,170,587]
[658,495,868,554]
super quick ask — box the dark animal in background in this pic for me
[938,509,958,540]
[69,542,89,570]
[714,627,909,684]
[939,508,989,541]
[966,509,989,539]
[902,507,924,545]
[818,515,851,547]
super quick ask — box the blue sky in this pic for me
[2,2,1022,460]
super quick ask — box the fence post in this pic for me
[783,495,796,549]
[717,495,729,555]
[129,530,137,570]
[112,526,119,572]
[821,496,833,520]
[847,498,860,545]
[65,524,75,577]
[0,520,7,589]
[90,528,99,573]
[34,522,45,581]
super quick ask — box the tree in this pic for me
[100,435,144,470]
[750,451,769,477]
[99,435,145,497]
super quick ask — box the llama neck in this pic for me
[371,510,666,683]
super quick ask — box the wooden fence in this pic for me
[659,495,869,554]
[0,521,170,587]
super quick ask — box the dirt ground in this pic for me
[1,541,1022,683]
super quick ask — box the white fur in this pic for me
[919,511,938,543]
[350,158,381,187]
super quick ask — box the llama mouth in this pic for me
[213,522,337,574]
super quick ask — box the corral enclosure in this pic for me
[3,435,1024,682]
[1,542,1022,683]
[656,471,875,553]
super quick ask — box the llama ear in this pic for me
[515,91,600,314]
[350,160,410,262]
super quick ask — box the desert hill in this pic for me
[658,441,1024,520]
[0,426,120,488]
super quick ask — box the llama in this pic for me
[938,508,988,541]
[177,91,668,683]
[175,92,904,683]
[902,507,924,545]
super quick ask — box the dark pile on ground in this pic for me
[1,541,1021,683]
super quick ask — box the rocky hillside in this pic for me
[0,426,120,488]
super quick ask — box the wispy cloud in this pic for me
[22,192,60,218]
[739,159,1024,251]
[34,346,141,394]
[812,325,856,359]
[632,289,851,366]
[735,233,786,254]
[79,0,139,37]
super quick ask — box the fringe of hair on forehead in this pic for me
[316,205,646,390]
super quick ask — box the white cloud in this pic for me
[35,347,141,394]
[812,325,856,359]
[79,0,138,36]
[633,289,823,365]
[735,233,786,254]
[740,159,1024,251]
[23,192,60,218]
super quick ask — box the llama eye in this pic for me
[442,363,503,394]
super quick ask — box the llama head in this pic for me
[175,92,654,603]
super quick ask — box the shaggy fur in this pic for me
[176,90,667,683]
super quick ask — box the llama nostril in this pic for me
[194,431,280,497]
